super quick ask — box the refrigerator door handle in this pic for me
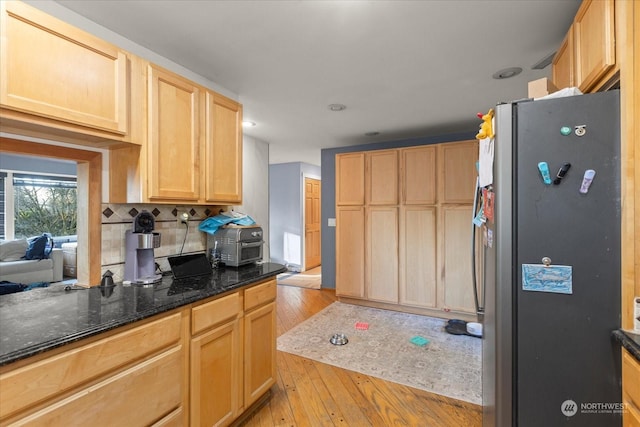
[471,177,485,318]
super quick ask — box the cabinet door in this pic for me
[623,350,640,422]
[367,150,398,205]
[244,302,276,408]
[552,29,574,90]
[336,206,365,298]
[336,153,365,206]
[402,145,436,205]
[191,319,242,427]
[204,91,243,204]
[438,141,477,204]
[574,0,615,92]
[366,206,398,303]
[0,1,128,135]
[148,64,200,201]
[439,206,475,314]
[399,206,437,308]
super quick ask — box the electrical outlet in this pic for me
[177,211,189,225]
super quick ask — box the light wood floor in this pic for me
[240,285,482,426]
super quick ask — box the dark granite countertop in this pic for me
[612,329,640,362]
[0,262,286,366]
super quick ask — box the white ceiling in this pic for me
[53,0,580,166]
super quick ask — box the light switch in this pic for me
[328,218,336,227]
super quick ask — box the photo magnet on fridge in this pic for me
[522,264,573,294]
[483,188,494,223]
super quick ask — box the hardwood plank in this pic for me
[240,285,482,427]
[281,352,335,426]
[310,361,373,426]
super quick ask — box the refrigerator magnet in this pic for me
[537,162,552,185]
[553,162,571,185]
[579,169,596,194]
[483,189,495,222]
[522,264,573,294]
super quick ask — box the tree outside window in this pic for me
[13,174,77,239]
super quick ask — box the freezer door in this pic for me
[515,90,621,427]
[483,102,515,427]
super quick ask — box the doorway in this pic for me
[304,177,321,271]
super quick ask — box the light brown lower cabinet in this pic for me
[190,291,243,427]
[366,206,399,304]
[0,279,278,427]
[335,206,365,299]
[0,311,188,426]
[623,349,640,426]
[244,301,277,407]
[399,206,437,309]
[440,205,476,314]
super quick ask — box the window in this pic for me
[1,171,77,240]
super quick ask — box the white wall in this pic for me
[236,135,270,261]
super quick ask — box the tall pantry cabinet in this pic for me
[335,140,478,319]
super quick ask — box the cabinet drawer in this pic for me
[192,292,241,335]
[624,350,640,408]
[245,279,277,311]
[8,346,183,426]
[0,312,182,420]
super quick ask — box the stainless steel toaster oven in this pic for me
[207,226,263,267]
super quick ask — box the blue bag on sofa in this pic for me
[25,233,54,260]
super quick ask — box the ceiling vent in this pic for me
[532,52,556,70]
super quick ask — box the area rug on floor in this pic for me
[277,302,481,404]
[276,271,321,289]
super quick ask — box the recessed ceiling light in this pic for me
[328,104,346,111]
[242,120,256,127]
[492,67,523,79]
[365,131,380,137]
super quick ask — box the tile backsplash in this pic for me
[100,203,225,281]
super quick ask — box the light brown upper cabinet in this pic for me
[401,145,436,205]
[204,92,243,204]
[336,152,365,206]
[147,64,201,202]
[0,1,131,143]
[110,65,244,205]
[366,150,398,205]
[438,140,478,204]
[574,0,616,92]
[552,0,618,93]
[552,30,575,90]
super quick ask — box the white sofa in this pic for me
[0,239,64,284]
[0,248,64,284]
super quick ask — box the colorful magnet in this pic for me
[579,169,596,194]
[553,163,572,185]
[560,126,571,136]
[483,188,495,222]
[575,125,586,137]
[538,162,552,185]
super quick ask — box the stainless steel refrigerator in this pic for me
[479,90,622,427]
